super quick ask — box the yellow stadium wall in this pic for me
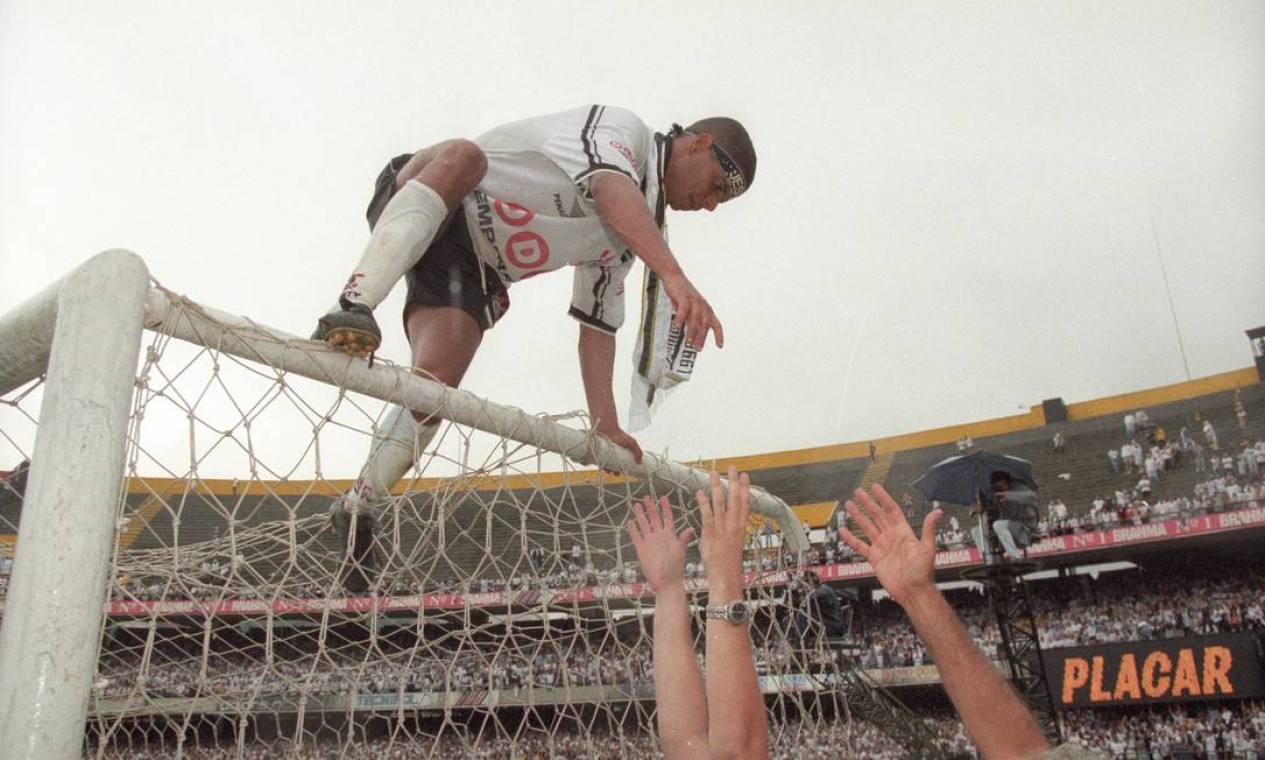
[734,366,1259,470]
[1064,367,1259,421]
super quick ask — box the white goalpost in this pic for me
[0,250,811,759]
[0,251,150,760]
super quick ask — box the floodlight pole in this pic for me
[1150,218,1191,382]
[0,250,150,760]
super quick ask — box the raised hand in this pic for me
[698,467,749,593]
[838,484,942,607]
[626,496,695,594]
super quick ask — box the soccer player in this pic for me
[314,105,757,592]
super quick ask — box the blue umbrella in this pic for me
[911,450,1038,507]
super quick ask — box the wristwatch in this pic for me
[705,600,752,625]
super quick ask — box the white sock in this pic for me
[340,405,439,517]
[341,180,449,309]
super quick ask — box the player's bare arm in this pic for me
[840,485,1050,759]
[589,172,724,352]
[626,496,708,759]
[699,468,769,759]
[577,325,644,463]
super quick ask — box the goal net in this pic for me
[0,251,923,759]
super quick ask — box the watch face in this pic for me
[729,602,751,623]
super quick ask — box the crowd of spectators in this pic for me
[115,551,645,603]
[766,715,979,759]
[1035,569,1264,649]
[1062,700,1265,758]
[95,640,655,702]
[832,564,1264,666]
[76,701,1265,758]
[773,430,1263,568]
[87,714,979,759]
[1046,466,1265,540]
[90,561,1263,730]
[1096,406,1261,515]
[790,456,1265,574]
[998,440,1260,549]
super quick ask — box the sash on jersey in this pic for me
[628,132,697,432]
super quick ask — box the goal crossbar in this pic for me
[140,283,805,542]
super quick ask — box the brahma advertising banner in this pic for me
[1043,632,1264,708]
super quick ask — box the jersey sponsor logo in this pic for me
[473,191,497,245]
[494,200,534,227]
[505,231,550,270]
[608,139,634,164]
[550,192,587,219]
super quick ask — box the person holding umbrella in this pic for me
[911,450,1040,564]
[972,471,1039,563]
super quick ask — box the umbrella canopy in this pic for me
[911,450,1038,507]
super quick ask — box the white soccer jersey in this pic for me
[461,105,665,334]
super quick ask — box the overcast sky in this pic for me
[2,1,1263,478]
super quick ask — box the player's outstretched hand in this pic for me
[839,485,942,608]
[698,467,749,591]
[595,420,644,465]
[627,496,694,594]
[663,273,724,351]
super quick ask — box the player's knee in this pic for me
[406,139,486,207]
[410,359,466,388]
[408,366,462,427]
[437,139,488,187]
